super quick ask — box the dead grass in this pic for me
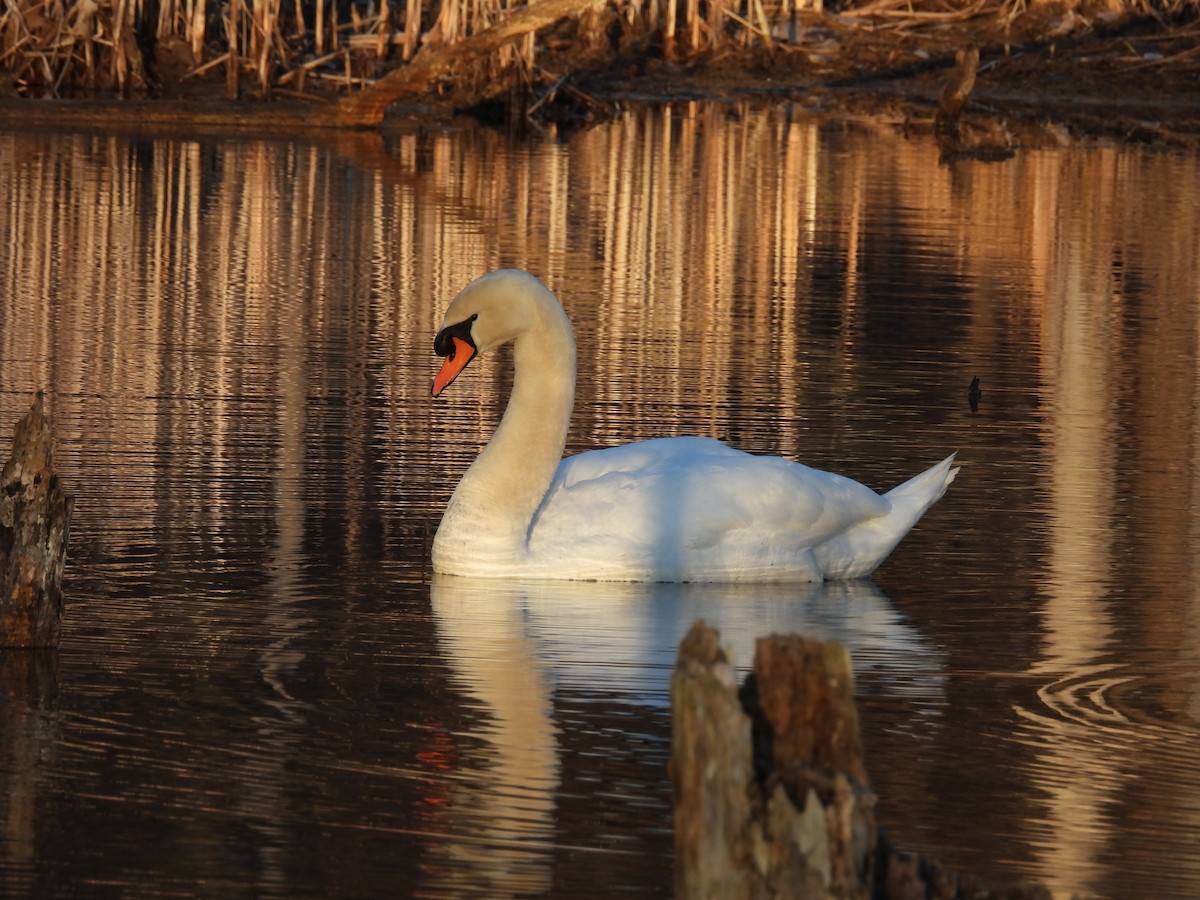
[1,0,1197,104]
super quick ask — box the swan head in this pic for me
[432,269,561,397]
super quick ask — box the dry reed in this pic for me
[1,0,1197,99]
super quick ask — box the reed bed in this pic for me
[1,0,1197,99]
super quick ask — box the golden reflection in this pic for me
[1025,232,1120,895]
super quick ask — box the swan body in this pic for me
[431,269,957,582]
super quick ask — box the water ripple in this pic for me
[1024,663,1200,745]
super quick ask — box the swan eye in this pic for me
[434,314,478,358]
[434,330,455,358]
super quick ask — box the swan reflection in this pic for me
[434,574,947,702]
[426,574,946,895]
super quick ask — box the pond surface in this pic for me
[1,106,1199,898]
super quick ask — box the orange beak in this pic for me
[432,337,476,397]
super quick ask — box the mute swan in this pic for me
[431,269,958,582]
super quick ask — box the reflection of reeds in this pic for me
[1,108,1199,698]
[4,105,1200,508]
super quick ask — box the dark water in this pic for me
[2,107,1199,898]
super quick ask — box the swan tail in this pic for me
[813,453,959,579]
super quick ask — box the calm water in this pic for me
[1,106,1199,898]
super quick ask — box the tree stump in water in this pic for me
[672,622,1056,899]
[933,47,979,159]
[671,621,876,899]
[0,394,73,648]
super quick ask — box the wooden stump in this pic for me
[671,620,875,899]
[933,47,980,160]
[0,394,73,648]
[672,621,1055,900]
[670,622,764,898]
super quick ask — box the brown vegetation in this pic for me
[2,0,1199,132]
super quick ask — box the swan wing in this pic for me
[526,437,888,579]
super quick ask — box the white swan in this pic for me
[431,269,958,582]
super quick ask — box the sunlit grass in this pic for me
[5,0,1193,100]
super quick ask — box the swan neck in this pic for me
[491,331,575,472]
[433,310,575,575]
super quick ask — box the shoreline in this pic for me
[3,11,1198,149]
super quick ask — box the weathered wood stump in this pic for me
[0,394,73,648]
[932,48,1015,163]
[933,47,980,159]
[672,621,1054,900]
[671,621,875,899]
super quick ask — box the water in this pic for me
[1,105,1199,898]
